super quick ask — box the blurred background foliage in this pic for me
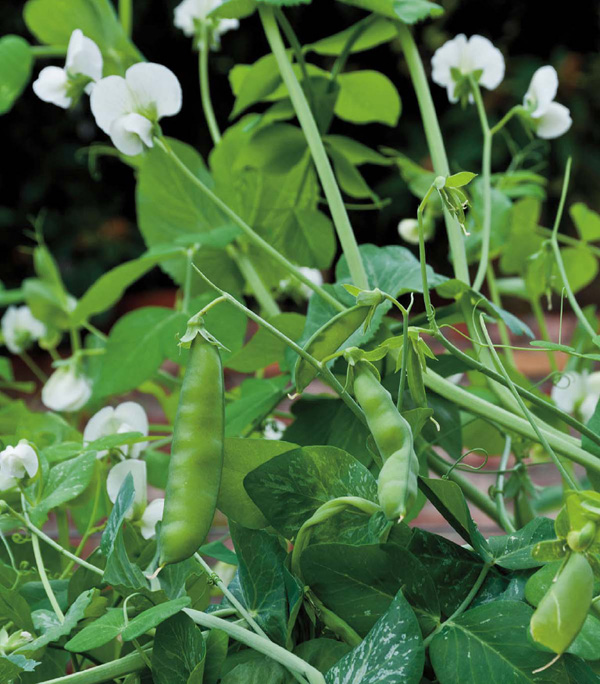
[2,0,599,300]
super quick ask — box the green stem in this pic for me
[259,5,369,290]
[191,263,366,424]
[330,15,376,81]
[489,105,525,137]
[198,27,221,146]
[397,307,410,412]
[184,609,324,684]
[154,135,344,312]
[310,595,362,647]
[36,651,147,684]
[470,78,492,293]
[56,508,70,573]
[536,225,600,259]
[495,437,516,534]
[31,45,67,57]
[530,296,558,372]
[182,247,194,314]
[119,0,133,38]
[226,245,280,318]
[274,9,315,108]
[485,265,515,366]
[82,322,108,342]
[417,183,438,324]
[395,22,469,284]
[549,158,597,340]
[19,351,47,383]
[422,369,598,474]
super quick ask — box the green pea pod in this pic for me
[406,341,428,409]
[353,363,419,520]
[294,305,369,393]
[159,335,224,566]
[530,552,593,654]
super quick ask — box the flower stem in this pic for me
[154,136,344,312]
[259,5,369,290]
[395,22,469,284]
[119,0,133,38]
[198,27,221,146]
[495,436,516,534]
[31,45,67,57]
[19,351,47,383]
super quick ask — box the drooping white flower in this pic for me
[106,459,148,519]
[140,498,165,539]
[551,370,600,424]
[523,66,572,139]
[90,63,182,156]
[174,0,239,44]
[42,363,92,412]
[32,29,103,109]
[263,419,286,441]
[0,440,38,491]
[83,402,149,459]
[1,306,46,355]
[431,34,505,103]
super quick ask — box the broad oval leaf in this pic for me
[335,71,401,126]
[0,36,32,115]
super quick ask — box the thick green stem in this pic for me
[184,609,324,684]
[154,136,344,312]
[199,28,221,146]
[259,5,368,290]
[119,0,133,38]
[495,437,516,533]
[38,651,147,684]
[395,23,469,284]
[226,245,280,318]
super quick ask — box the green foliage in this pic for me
[0,36,32,115]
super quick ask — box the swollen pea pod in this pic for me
[294,305,369,393]
[353,362,419,521]
[159,334,224,566]
[530,552,593,655]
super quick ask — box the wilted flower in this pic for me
[90,63,182,156]
[431,34,505,103]
[174,0,239,45]
[0,440,38,491]
[83,401,149,459]
[42,363,92,412]
[523,66,572,139]
[32,29,103,108]
[1,306,46,354]
[551,370,600,424]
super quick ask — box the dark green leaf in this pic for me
[122,597,191,642]
[225,375,289,438]
[152,612,206,684]
[336,0,443,23]
[488,518,556,570]
[65,608,125,652]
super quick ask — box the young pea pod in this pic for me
[294,305,369,393]
[353,362,419,521]
[159,335,224,566]
[530,552,593,654]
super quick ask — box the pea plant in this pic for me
[1,0,600,682]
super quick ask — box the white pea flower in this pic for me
[90,63,182,156]
[32,29,103,109]
[140,498,165,539]
[551,370,600,424]
[0,440,38,491]
[84,402,149,459]
[106,459,148,519]
[398,218,434,245]
[0,627,33,655]
[42,363,92,412]
[1,306,46,355]
[431,34,505,103]
[263,419,286,441]
[174,0,239,45]
[523,66,572,139]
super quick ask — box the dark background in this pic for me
[2,0,600,299]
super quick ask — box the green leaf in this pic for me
[571,202,600,242]
[429,600,567,683]
[336,0,443,23]
[230,54,282,118]
[568,613,600,661]
[225,375,289,438]
[229,523,288,644]
[256,0,311,5]
[29,451,96,527]
[0,584,35,631]
[65,608,125,652]
[555,246,598,294]
[23,0,141,75]
[488,518,556,570]
[0,655,39,680]
[446,171,477,188]
[218,438,297,528]
[301,542,439,636]
[198,540,238,566]
[101,472,134,557]
[0,36,32,114]
[326,589,424,684]
[152,612,206,684]
[499,197,543,275]
[209,0,257,19]
[238,123,308,173]
[96,307,186,397]
[307,17,397,55]
[329,148,376,199]
[324,135,392,166]
[122,597,192,642]
[244,445,378,538]
[204,629,229,684]
[335,71,401,126]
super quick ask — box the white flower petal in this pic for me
[174,0,199,36]
[535,101,572,139]
[106,459,147,516]
[42,366,92,412]
[0,472,16,492]
[398,218,420,245]
[431,34,467,89]
[14,440,39,478]
[65,29,103,82]
[1,306,45,354]
[0,440,38,480]
[263,419,286,440]
[32,66,71,109]
[586,371,600,396]
[140,498,164,539]
[109,113,153,156]
[83,406,119,459]
[525,65,558,117]
[125,63,182,120]
[580,394,599,425]
[114,402,149,457]
[551,371,584,414]
[90,75,134,135]
[466,35,505,90]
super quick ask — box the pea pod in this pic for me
[159,334,224,566]
[294,305,368,392]
[353,362,419,520]
[530,552,593,654]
